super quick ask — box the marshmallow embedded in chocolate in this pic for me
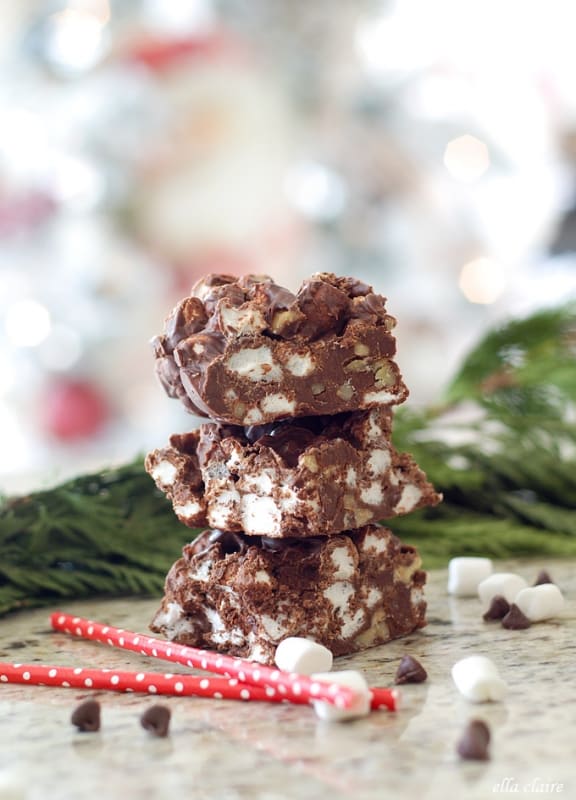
[150,524,426,665]
[151,273,408,425]
[145,407,441,537]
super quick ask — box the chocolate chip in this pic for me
[208,530,247,555]
[258,426,316,468]
[295,280,350,339]
[71,700,101,732]
[482,594,510,621]
[456,719,491,761]
[165,297,207,349]
[501,603,531,630]
[140,705,171,737]
[534,569,554,586]
[394,654,427,684]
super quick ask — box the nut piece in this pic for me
[353,508,373,526]
[344,358,369,373]
[269,308,303,337]
[336,384,355,400]
[374,360,394,386]
[300,453,319,473]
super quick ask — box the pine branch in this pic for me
[389,303,576,565]
[443,302,576,419]
[0,461,200,616]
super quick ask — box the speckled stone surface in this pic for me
[0,560,574,800]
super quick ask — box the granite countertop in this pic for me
[0,559,573,800]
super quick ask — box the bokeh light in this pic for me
[458,257,507,304]
[4,300,52,348]
[444,135,491,182]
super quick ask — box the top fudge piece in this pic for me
[152,272,408,425]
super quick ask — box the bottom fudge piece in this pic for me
[150,524,426,664]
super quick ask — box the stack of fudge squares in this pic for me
[146,273,441,665]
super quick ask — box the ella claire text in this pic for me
[493,777,564,794]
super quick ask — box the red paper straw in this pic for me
[50,612,360,710]
[0,660,399,711]
[0,661,292,701]
[369,687,400,711]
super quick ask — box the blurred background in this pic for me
[1,0,576,493]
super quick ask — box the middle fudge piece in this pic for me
[145,406,441,537]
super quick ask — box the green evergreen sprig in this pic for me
[0,303,575,612]
[389,303,576,566]
[0,462,189,616]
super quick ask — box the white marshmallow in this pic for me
[447,557,493,596]
[311,670,371,722]
[514,584,565,622]
[274,637,333,675]
[478,573,528,605]
[451,655,507,703]
[0,769,26,800]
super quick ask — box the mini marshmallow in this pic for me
[478,573,528,606]
[451,655,507,703]
[311,670,371,722]
[274,637,333,675]
[448,557,493,596]
[0,769,26,800]
[514,584,565,622]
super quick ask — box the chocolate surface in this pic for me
[152,273,408,425]
[145,407,441,537]
[150,524,426,664]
